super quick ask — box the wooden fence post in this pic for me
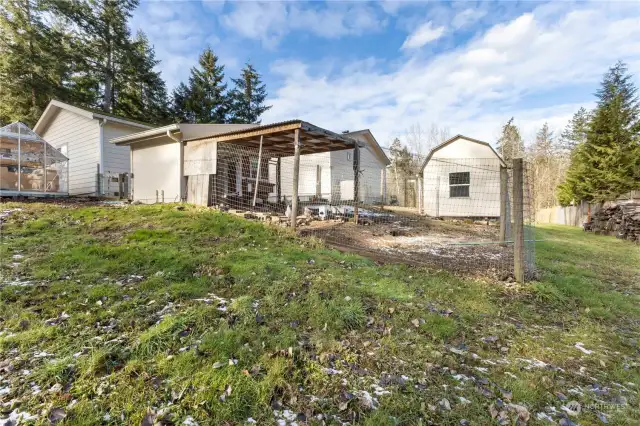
[291,129,301,230]
[499,166,508,244]
[513,158,525,283]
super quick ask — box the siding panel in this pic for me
[40,109,100,195]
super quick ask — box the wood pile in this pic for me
[583,202,640,242]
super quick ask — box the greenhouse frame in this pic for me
[0,122,69,197]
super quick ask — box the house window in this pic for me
[347,152,351,161]
[449,172,470,197]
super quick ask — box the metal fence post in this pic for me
[513,158,525,283]
[353,143,360,224]
[499,165,508,244]
[96,163,101,196]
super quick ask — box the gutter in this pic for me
[111,124,180,145]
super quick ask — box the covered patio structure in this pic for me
[183,120,364,229]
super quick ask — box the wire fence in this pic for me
[178,143,536,282]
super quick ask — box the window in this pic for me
[449,172,470,197]
[347,152,351,161]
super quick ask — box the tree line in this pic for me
[496,61,640,208]
[0,0,271,127]
[384,61,638,210]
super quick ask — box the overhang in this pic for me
[185,120,362,156]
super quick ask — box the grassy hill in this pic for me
[1,203,638,425]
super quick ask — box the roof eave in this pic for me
[111,124,180,145]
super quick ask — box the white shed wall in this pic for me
[330,143,385,203]
[39,109,100,195]
[131,137,181,203]
[422,138,502,217]
[102,122,142,174]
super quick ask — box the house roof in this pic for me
[419,134,506,172]
[343,129,391,166]
[34,100,153,135]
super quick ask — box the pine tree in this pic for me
[557,61,640,204]
[559,107,591,153]
[496,118,524,163]
[227,63,271,124]
[185,47,228,123]
[116,31,169,124]
[51,0,139,112]
[171,82,193,123]
[0,0,70,125]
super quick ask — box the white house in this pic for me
[420,135,506,218]
[34,100,152,196]
[275,129,390,204]
[110,121,389,208]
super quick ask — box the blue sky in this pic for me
[131,1,640,151]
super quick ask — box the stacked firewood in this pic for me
[583,203,640,242]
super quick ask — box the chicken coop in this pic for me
[0,122,68,197]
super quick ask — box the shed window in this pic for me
[449,172,470,197]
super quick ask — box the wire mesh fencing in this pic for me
[181,142,535,281]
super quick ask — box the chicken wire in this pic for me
[184,142,535,281]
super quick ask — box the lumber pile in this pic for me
[583,202,640,242]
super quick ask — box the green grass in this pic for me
[1,203,639,425]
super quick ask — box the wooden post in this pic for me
[156,189,159,203]
[353,143,360,224]
[17,123,21,191]
[252,135,264,207]
[291,129,301,229]
[499,166,508,244]
[513,158,525,283]
[276,157,282,203]
[118,173,124,199]
[43,137,47,193]
[124,173,129,200]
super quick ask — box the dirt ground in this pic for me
[300,210,515,279]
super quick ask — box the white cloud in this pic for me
[452,8,487,29]
[401,21,446,50]
[220,2,386,48]
[262,2,640,146]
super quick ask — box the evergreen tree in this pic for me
[0,0,70,125]
[559,107,591,153]
[496,117,524,162]
[557,61,640,204]
[227,63,271,123]
[185,47,228,123]
[51,0,139,112]
[117,31,170,124]
[171,82,193,123]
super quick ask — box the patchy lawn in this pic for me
[1,203,638,425]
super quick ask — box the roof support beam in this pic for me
[291,129,301,230]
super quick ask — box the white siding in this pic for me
[422,138,502,217]
[39,109,99,195]
[102,122,141,174]
[131,137,181,203]
[274,152,332,201]
[330,143,385,203]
